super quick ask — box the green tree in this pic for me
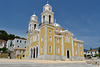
[8,34,15,39]
[0,48,2,51]
[84,54,86,57]
[0,30,21,41]
[15,36,20,38]
[98,47,100,57]
[98,47,100,53]
[2,47,8,52]
[0,30,8,41]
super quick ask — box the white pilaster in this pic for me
[38,32,40,57]
[53,28,55,57]
[61,35,64,56]
[44,25,47,55]
[72,38,74,56]
[78,43,80,57]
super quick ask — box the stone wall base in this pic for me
[71,56,84,60]
[26,55,84,61]
[38,55,66,60]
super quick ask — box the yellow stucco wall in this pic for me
[16,54,25,59]
[26,34,30,56]
[79,42,84,57]
[73,41,84,57]
[31,32,39,47]
[40,27,45,55]
[26,24,84,59]
[63,33,72,57]
[47,27,54,55]
[73,41,79,56]
[55,37,62,55]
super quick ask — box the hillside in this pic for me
[0,30,20,41]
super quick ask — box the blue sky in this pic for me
[0,0,100,49]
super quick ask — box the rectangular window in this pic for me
[57,47,59,54]
[49,46,52,53]
[41,46,43,53]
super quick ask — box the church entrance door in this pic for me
[67,50,70,58]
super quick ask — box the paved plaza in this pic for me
[0,59,98,67]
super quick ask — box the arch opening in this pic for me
[49,15,51,24]
[67,50,70,58]
[36,47,38,58]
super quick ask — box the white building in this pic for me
[6,38,27,51]
[0,39,6,48]
[86,49,99,56]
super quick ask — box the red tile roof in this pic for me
[15,38,27,40]
[0,39,6,41]
[8,39,14,40]
[87,49,98,52]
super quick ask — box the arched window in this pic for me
[43,15,45,23]
[34,24,36,29]
[49,15,51,24]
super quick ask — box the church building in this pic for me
[26,3,84,60]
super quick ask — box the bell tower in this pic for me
[41,2,54,24]
[29,12,39,31]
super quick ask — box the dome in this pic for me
[31,12,38,21]
[45,3,50,6]
[45,1,51,6]
[53,23,61,27]
[32,14,36,17]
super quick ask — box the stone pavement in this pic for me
[0,59,98,67]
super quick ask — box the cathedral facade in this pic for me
[26,3,84,60]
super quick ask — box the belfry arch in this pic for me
[49,15,51,24]
[33,47,35,58]
[36,47,38,58]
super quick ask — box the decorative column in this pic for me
[72,38,74,57]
